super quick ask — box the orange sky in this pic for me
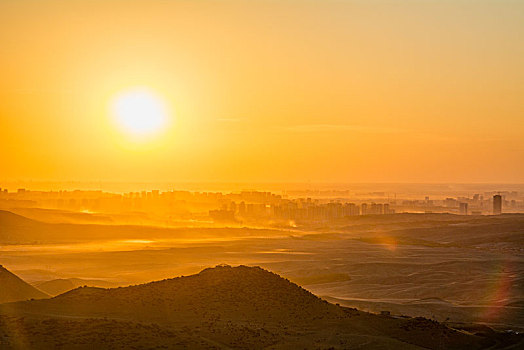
[1,0,523,183]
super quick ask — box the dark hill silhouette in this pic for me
[0,265,512,349]
[0,265,49,303]
[15,265,344,325]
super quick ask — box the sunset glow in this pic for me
[0,0,523,183]
[111,88,169,138]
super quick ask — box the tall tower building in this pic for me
[459,202,468,215]
[361,203,368,215]
[493,195,502,215]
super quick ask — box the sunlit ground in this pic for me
[1,214,522,331]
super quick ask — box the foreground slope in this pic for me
[0,316,213,350]
[0,265,48,304]
[2,265,519,349]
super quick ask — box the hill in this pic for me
[0,210,286,244]
[6,265,343,325]
[7,207,115,225]
[1,265,519,349]
[33,278,119,297]
[0,265,49,304]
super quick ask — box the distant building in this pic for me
[459,202,468,215]
[493,195,502,215]
[238,201,246,216]
[445,198,457,208]
[209,209,236,222]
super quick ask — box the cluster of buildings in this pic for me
[397,192,521,216]
[0,187,521,225]
[456,195,503,216]
[211,199,395,223]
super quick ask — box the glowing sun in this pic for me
[111,87,168,136]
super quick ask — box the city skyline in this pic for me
[2,186,520,221]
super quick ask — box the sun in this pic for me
[111,87,168,137]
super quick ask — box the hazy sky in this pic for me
[1,0,523,183]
